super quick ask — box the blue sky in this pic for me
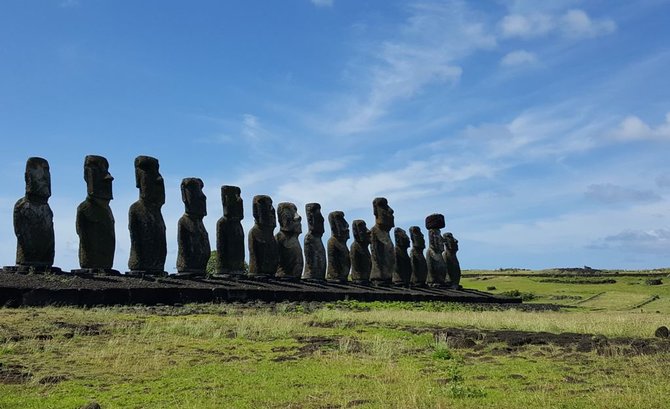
[1,0,669,271]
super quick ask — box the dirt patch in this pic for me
[405,326,670,356]
[53,321,105,336]
[0,363,32,384]
[38,374,68,385]
[272,336,341,362]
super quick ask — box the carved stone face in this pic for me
[329,211,349,241]
[135,156,165,206]
[253,195,276,229]
[428,229,443,252]
[373,197,394,231]
[409,226,425,250]
[182,178,207,217]
[25,157,51,199]
[306,203,325,236]
[443,232,458,252]
[394,227,410,249]
[84,155,113,201]
[222,185,243,220]
[352,220,371,245]
[278,202,302,234]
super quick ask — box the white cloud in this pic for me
[499,9,616,40]
[584,183,661,204]
[560,9,616,38]
[242,113,262,141]
[499,13,554,38]
[310,0,333,7]
[333,1,496,134]
[59,0,80,8]
[612,112,670,140]
[500,49,537,66]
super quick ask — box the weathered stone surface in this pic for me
[409,226,428,287]
[127,156,167,276]
[303,203,326,281]
[426,227,446,287]
[350,219,371,284]
[393,227,411,287]
[248,195,278,279]
[326,211,350,283]
[443,232,462,289]
[176,178,210,277]
[425,213,445,230]
[275,202,304,280]
[370,197,395,286]
[12,157,57,272]
[216,185,245,276]
[75,155,116,274]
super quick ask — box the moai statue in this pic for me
[349,219,371,285]
[393,227,411,287]
[216,185,245,277]
[409,226,428,287]
[370,197,395,286]
[326,211,350,283]
[275,202,304,281]
[247,195,279,279]
[425,214,447,287]
[176,178,210,277]
[127,156,167,277]
[8,157,59,273]
[302,203,326,281]
[443,232,462,289]
[74,155,117,275]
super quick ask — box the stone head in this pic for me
[305,203,325,236]
[409,226,425,250]
[222,185,243,221]
[252,195,276,229]
[428,229,444,252]
[443,232,458,253]
[181,178,207,218]
[328,211,349,241]
[135,156,165,206]
[394,227,410,249]
[24,157,51,200]
[84,155,113,201]
[352,219,370,246]
[278,202,302,235]
[372,197,394,231]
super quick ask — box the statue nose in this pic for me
[105,174,114,181]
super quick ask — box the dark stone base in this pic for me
[71,268,120,276]
[3,265,63,274]
[371,280,392,287]
[275,276,301,282]
[352,280,370,286]
[173,270,206,279]
[326,279,349,285]
[214,270,247,279]
[125,270,168,278]
[0,271,522,307]
[246,274,271,282]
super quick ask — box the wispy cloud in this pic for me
[612,112,670,141]
[310,0,333,7]
[591,228,670,254]
[584,183,661,204]
[500,49,537,66]
[59,0,80,8]
[333,1,496,134]
[499,9,616,39]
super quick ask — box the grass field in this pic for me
[1,269,669,409]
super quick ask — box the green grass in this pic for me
[1,269,670,408]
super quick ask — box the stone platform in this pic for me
[0,271,521,307]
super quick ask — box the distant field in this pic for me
[1,269,669,409]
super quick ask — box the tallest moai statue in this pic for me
[127,156,167,277]
[8,157,60,273]
[216,185,245,277]
[370,197,395,286]
[74,155,117,275]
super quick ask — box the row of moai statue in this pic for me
[3,156,461,288]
